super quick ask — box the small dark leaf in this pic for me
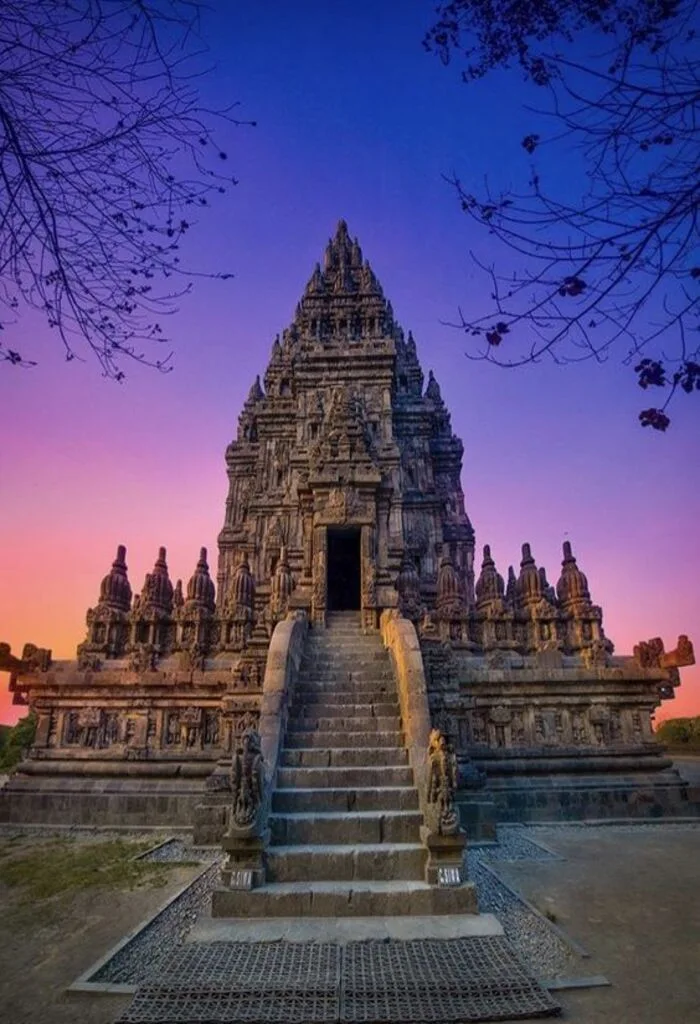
[521,134,540,154]
[639,408,670,431]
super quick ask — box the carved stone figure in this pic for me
[165,712,180,746]
[65,711,81,745]
[426,728,459,836]
[78,707,102,747]
[180,706,202,748]
[228,728,264,833]
[204,711,220,746]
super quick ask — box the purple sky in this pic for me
[1,1,698,724]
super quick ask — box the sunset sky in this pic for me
[1,2,698,726]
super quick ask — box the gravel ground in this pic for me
[91,862,221,986]
[83,823,585,989]
[136,838,221,863]
[468,826,580,982]
[0,822,594,989]
[528,821,700,835]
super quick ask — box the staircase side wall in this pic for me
[380,610,431,811]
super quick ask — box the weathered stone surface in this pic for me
[1,218,694,836]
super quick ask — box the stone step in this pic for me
[286,715,400,733]
[280,747,408,768]
[296,677,394,692]
[311,643,377,650]
[212,880,478,918]
[284,730,404,749]
[290,701,399,717]
[266,843,426,883]
[277,765,414,789]
[302,643,384,651]
[304,655,388,668]
[272,787,419,813]
[269,810,422,845]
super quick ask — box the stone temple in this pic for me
[1,220,696,862]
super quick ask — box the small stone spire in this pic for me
[186,547,216,612]
[232,552,255,612]
[437,546,462,615]
[271,545,295,617]
[505,565,517,606]
[538,566,556,604]
[426,370,442,403]
[141,546,174,613]
[98,544,132,612]
[305,262,324,295]
[515,543,542,607]
[475,544,505,609]
[247,375,264,404]
[556,541,592,610]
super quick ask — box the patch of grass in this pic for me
[0,839,177,902]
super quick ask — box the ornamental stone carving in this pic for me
[426,728,459,836]
[228,728,264,835]
[396,554,421,621]
[20,644,52,673]
[7,219,696,834]
[634,634,695,669]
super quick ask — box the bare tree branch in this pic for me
[425,0,700,429]
[0,0,254,379]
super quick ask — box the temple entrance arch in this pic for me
[327,527,361,611]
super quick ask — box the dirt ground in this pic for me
[0,817,698,1024]
[496,823,700,1024]
[0,834,201,1024]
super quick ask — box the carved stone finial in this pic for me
[271,546,295,619]
[232,552,255,614]
[98,544,132,612]
[556,540,591,610]
[140,546,174,614]
[426,728,459,836]
[538,566,556,604]
[475,544,505,609]
[437,547,463,619]
[185,547,216,611]
[247,375,264,404]
[426,370,442,403]
[505,565,517,606]
[515,543,542,606]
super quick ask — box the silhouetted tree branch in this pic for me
[425,0,699,429]
[0,0,253,379]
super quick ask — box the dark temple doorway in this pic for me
[327,527,361,611]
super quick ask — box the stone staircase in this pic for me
[212,611,477,917]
